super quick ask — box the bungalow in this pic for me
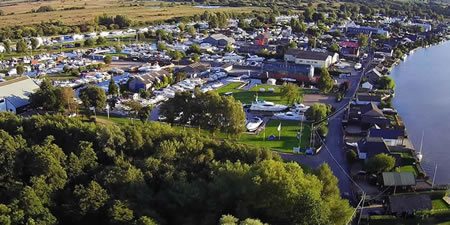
[382,172,416,188]
[368,128,406,146]
[0,76,39,114]
[202,34,235,47]
[183,63,211,78]
[357,137,390,160]
[128,70,169,91]
[356,93,382,105]
[388,194,432,216]
[365,68,383,84]
[375,47,394,57]
[284,49,338,68]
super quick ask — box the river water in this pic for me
[390,40,450,185]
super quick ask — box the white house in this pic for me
[0,76,39,114]
[284,49,337,68]
[0,45,5,53]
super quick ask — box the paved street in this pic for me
[279,110,355,203]
[278,61,368,204]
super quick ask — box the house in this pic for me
[368,128,406,146]
[382,172,416,187]
[262,62,314,82]
[202,34,235,47]
[284,49,337,68]
[183,63,211,78]
[376,47,394,57]
[356,93,382,105]
[0,45,5,53]
[356,137,390,159]
[346,24,390,37]
[340,41,360,57]
[359,103,391,127]
[388,194,432,216]
[0,76,39,114]
[365,68,383,84]
[128,70,169,91]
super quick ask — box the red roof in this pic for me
[340,42,360,48]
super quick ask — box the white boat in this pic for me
[291,103,310,113]
[138,63,161,72]
[401,54,407,61]
[273,112,305,121]
[416,131,424,162]
[354,63,362,70]
[250,97,288,112]
[246,117,263,132]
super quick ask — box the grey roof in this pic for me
[361,103,384,117]
[369,128,405,139]
[357,93,382,102]
[0,76,39,108]
[389,194,431,213]
[135,70,169,85]
[383,172,416,186]
[285,49,331,61]
[358,137,390,158]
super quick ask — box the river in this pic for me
[390,40,450,185]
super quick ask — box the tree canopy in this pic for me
[0,112,353,225]
[317,67,334,94]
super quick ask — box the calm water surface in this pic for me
[390,40,450,184]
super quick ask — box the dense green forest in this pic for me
[0,112,352,225]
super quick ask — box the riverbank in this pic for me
[390,39,450,185]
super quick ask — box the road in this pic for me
[279,110,355,202]
[278,57,372,204]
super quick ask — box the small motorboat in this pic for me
[290,103,310,113]
[246,117,263,132]
[354,63,362,70]
[273,112,305,121]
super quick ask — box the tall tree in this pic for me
[79,86,107,110]
[280,82,300,105]
[108,78,119,97]
[317,67,334,94]
[16,39,28,53]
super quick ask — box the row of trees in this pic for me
[0,112,353,225]
[160,89,246,135]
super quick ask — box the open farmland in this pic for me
[0,0,266,27]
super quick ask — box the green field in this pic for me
[173,119,311,153]
[239,120,311,153]
[217,82,303,105]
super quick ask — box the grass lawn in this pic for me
[173,119,311,153]
[397,165,419,176]
[96,114,132,124]
[433,199,450,210]
[217,82,303,105]
[238,120,311,153]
